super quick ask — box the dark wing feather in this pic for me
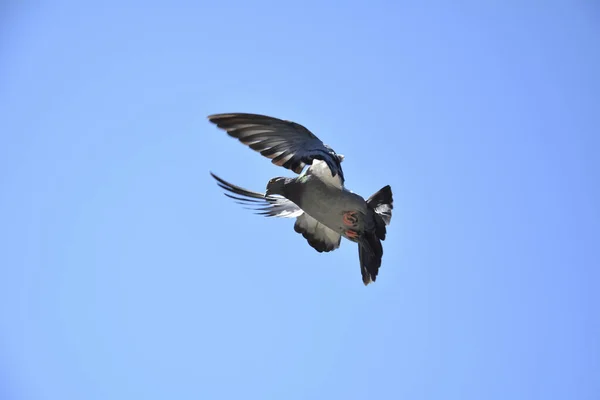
[210,172,302,218]
[293,213,341,253]
[208,113,344,181]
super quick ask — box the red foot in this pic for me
[342,211,358,226]
[345,229,358,239]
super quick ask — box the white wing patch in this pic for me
[294,213,341,253]
[307,159,343,189]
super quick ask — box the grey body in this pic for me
[280,175,374,242]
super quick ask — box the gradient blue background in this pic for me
[1,2,599,399]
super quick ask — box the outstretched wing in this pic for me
[208,113,344,182]
[210,172,302,218]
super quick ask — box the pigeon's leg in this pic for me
[342,211,358,227]
[345,229,359,239]
[342,211,360,240]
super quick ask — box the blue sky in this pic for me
[1,2,599,399]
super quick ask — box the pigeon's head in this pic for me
[265,177,287,197]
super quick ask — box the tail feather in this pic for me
[359,185,393,285]
[358,232,384,285]
[366,185,393,226]
[367,185,393,241]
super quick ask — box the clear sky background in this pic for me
[1,2,599,399]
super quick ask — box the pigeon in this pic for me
[208,113,393,285]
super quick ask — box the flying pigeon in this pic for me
[208,113,393,285]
